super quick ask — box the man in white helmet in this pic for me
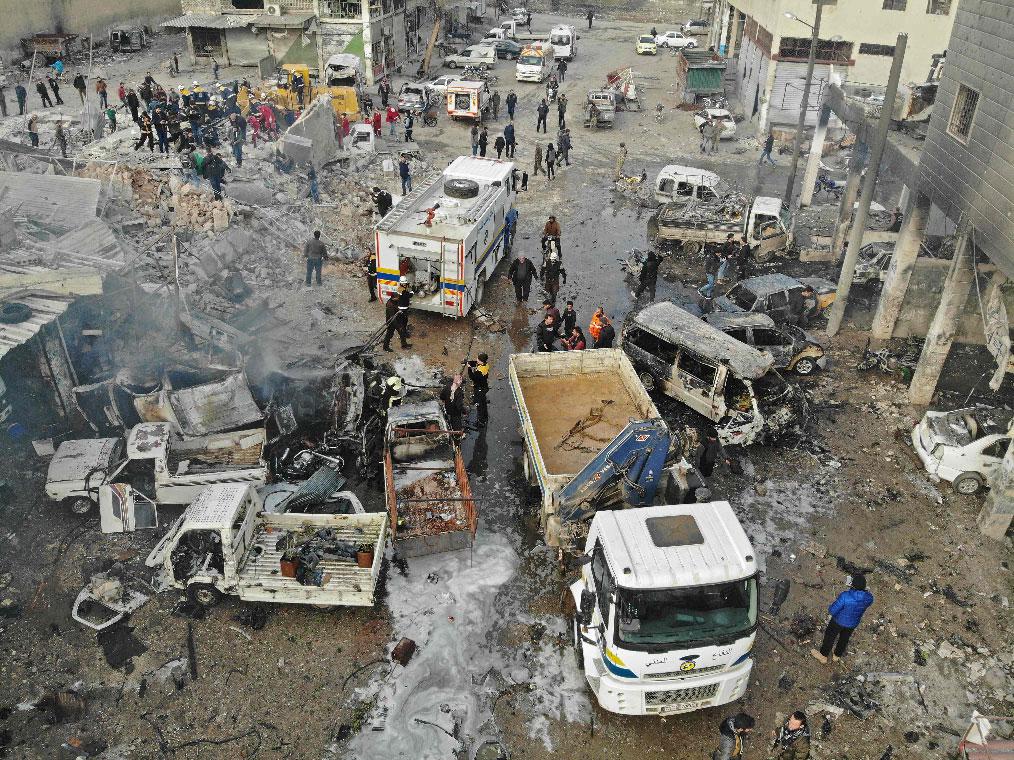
[382,276,413,351]
[540,251,567,305]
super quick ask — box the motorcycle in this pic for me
[411,106,439,127]
[856,337,918,380]
[814,171,845,200]
[546,78,559,102]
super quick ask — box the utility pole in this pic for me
[782,0,832,209]
[825,33,907,336]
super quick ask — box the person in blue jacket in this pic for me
[812,574,874,663]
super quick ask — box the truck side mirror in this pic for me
[580,589,596,625]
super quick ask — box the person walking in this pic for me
[633,249,660,300]
[403,111,414,142]
[558,128,572,166]
[586,8,594,28]
[118,82,127,106]
[737,236,753,280]
[95,78,108,108]
[378,77,392,108]
[46,75,64,105]
[364,252,378,301]
[811,574,874,664]
[492,90,501,119]
[385,104,399,137]
[134,113,154,152]
[708,119,722,154]
[545,143,556,180]
[399,154,412,194]
[712,713,755,760]
[15,83,27,115]
[382,277,413,351]
[494,133,506,159]
[303,230,327,287]
[506,90,518,120]
[204,150,230,200]
[533,142,543,176]
[536,98,549,133]
[770,712,811,760]
[72,72,87,103]
[467,352,490,427]
[506,253,537,302]
[307,166,320,203]
[614,142,627,180]
[557,94,567,129]
[540,251,566,304]
[51,120,67,157]
[478,126,489,157]
[699,247,721,297]
[557,59,568,82]
[127,89,141,124]
[27,114,39,147]
[440,375,466,432]
[470,123,480,156]
[696,429,731,477]
[504,122,516,157]
[36,81,53,108]
[172,52,180,76]
[229,117,244,166]
[759,131,776,165]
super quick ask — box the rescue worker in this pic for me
[303,230,327,287]
[589,307,606,345]
[364,252,378,301]
[540,251,567,304]
[593,312,615,348]
[440,374,466,431]
[633,249,660,300]
[506,254,537,302]
[382,277,413,351]
[712,713,755,760]
[467,352,490,427]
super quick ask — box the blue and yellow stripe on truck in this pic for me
[602,647,637,679]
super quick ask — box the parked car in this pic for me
[703,312,828,376]
[716,274,837,324]
[655,30,697,49]
[426,74,457,95]
[397,82,436,114]
[636,34,657,55]
[853,242,895,285]
[493,38,523,59]
[683,19,709,35]
[911,407,1014,494]
[693,108,737,139]
[445,45,497,70]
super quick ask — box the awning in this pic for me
[249,12,315,28]
[161,13,252,30]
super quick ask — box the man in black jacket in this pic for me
[35,81,53,108]
[440,375,466,432]
[594,316,615,348]
[467,352,490,427]
[540,252,567,304]
[535,314,561,351]
[46,75,64,105]
[506,254,537,302]
[382,278,413,351]
[633,250,660,301]
[536,99,549,133]
[72,72,87,103]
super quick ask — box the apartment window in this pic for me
[778,36,852,63]
[947,84,979,141]
[321,0,361,17]
[927,0,951,13]
[859,43,896,56]
[882,0,906,9]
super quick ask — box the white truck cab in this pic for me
[654,165,720,204]
[550,24,577,59]
[516,43,554,82]
[571,502,757,715]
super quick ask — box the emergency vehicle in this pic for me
[375,157,518,317]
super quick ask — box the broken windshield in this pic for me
[615,577,757,648]
[728,285,757,311]
[519,55,543,65]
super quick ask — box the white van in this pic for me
[516,43,554,82]
[550,24,577,60]
[654,165,721,204]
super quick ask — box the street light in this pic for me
[781,1,830,210]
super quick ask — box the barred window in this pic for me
[882,0,907,9]
[927,0,951,13]
[778,36,852,63]
[947,84,979,142]
[859,43,896,56]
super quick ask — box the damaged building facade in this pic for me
[710,0,958,135]
[166,0,433,85]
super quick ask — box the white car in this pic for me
[655,30,697,49]
[426,74,456,95]
[445,45,496,70]
[911,407,1014,494]
[693,108,737,138]
[683,19,709,35]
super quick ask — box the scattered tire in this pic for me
[0,303,33,324]
[64,497,95,515]
[445,178,480,199]
[794,357,817,376]
[639,371,656,391]
[447,61,458,68]
[952,472,984,495]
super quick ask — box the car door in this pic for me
[622,327,677,392]
[751,326,793,367]
[975,437,1010,479]
[764,290,791,322]
[674,349,720,419]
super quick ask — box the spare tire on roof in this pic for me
[444,178,480,199]
[0,303,33,324]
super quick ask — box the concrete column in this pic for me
[710,0,726,50]
[908,228,974,405]
[830,149,864,260]
[718,2,731,54]
[756,55,779,136]
[897,184,910,213]
[727,11,740,59]
[980,439,1014,539]
[870,191,931,340]
[799,104,831,207]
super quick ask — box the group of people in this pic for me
[534,300,615,353]
[699,233,754,298]
[439,352,491,432]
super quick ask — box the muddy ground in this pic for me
[0,8,1011,760]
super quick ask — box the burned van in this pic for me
[621,302,774,446]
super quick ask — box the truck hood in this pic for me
[922,410,973,448]
[48,438,122,483]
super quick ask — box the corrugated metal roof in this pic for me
[0,173,100,227]
[0,292,76,359]
[249,12,315,27]
[161,13,252,29]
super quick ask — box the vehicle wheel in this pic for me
[794,357,817,376]
[639,371,656,392]
[480,64,489,71]
[572,615,585,671]
[447,61,457,68]
[688,41,697,48]
[683,240,702,255]
[64,496,96,515]
[953,472,984,495]
[444,178,480,199]
[187,583,223,608]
